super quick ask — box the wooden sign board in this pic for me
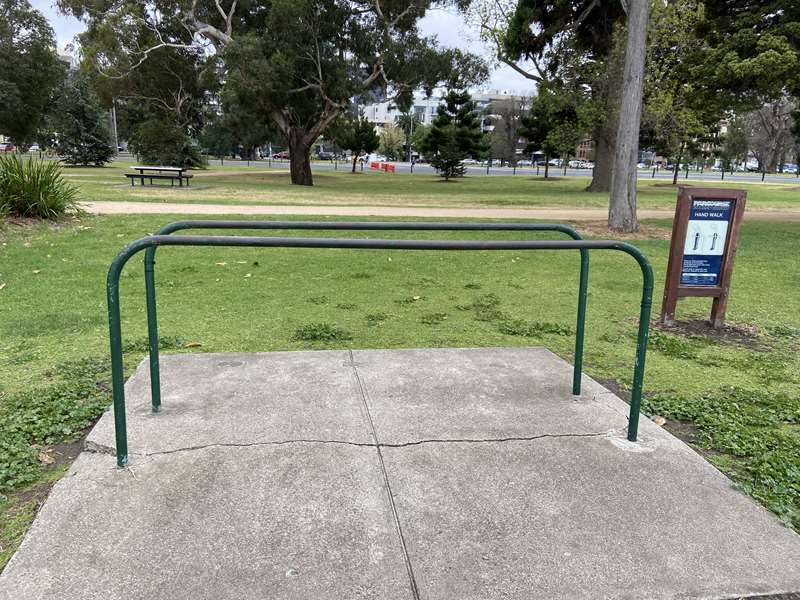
[660,187,746,328]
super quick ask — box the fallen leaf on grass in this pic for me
[184,342,202,348]
[32,269,41,274]
[653,415,666,427]
[38,450,55,465]
[412,295,421,301]
[0,283,5,291]
[215,262,227,266]
[244,273,252,278]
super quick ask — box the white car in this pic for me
[29,144,41,152]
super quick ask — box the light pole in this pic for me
[111,99,119,154]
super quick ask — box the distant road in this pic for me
[195,157,800,184]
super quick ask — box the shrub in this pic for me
[53,72,115,166]
[292,322,353,342]
[128,118,206,169]
[0,155,80,219]
[498,319,573,337]
[0,357,110,495]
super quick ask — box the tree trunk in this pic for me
[586,47,624,193]
[672,143,683,185]
[544,155,550,179]
[608,0,651,232]
[586,123,616,192]
[288,128,314,186]
[351,155,358,173]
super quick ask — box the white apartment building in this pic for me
[360,91,527,130]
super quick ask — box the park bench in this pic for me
[126,165,193,187]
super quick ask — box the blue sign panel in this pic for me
[680,199,733,286]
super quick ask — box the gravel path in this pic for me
[81,201,800,221]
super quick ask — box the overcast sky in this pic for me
[32,0,536,94]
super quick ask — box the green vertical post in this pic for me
[107,256,129,467]
[144,246,161,412]
[572,248,589,395]
[626,254,653,442]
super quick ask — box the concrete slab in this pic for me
[87,351,373,454]
[3,347,800,599]
[352,347,628,444]
[382,438,800,599]
[0,445,411,600]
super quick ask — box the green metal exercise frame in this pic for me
[143,220,590,414]
[108,234,654,468]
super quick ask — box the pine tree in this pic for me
[328,114,379,173]
[420,91,487,181]
[54,73,114,166]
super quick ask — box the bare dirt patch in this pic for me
[571,220,672,240]
[0,216,82,242]
[654,319,769,351]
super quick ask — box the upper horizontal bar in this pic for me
[124,234,638,253]
[156,220,584,236]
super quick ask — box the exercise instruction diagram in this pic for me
[680,199,733,286]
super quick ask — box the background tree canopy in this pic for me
[0,0,65,146]
[61,0,487,185]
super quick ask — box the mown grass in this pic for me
[62,160,800,209]
[0,213,798,569]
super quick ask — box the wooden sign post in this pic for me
[660,187,746,329]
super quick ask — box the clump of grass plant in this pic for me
[0,155,81,219]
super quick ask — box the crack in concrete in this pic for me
[85,431,611,459]
[346,349,422,600]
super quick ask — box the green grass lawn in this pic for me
[0,213,798,568]
[64,160,800,209]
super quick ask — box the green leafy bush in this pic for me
[292,322,353,342]
[128,118,206,169]
[498,319,573,337]
[0,358,110,495]
[0,155,80,219]
[53,72,114,166]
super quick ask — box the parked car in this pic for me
[367,153,387,162]
[28,143,40,152]
[272,151,290,159]
[636,162,647,169]
[579,160,594,169]
[0,142,16,152]
[316,151,335,160]
[517,160,532,166]
[463,158,481,165]
[548,158,562,167]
